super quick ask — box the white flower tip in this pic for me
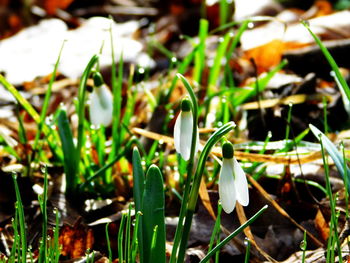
[219,158,236,214]
[173,111,198,161]
[233,158,249,207]
[221,201,235,214]
[89,85,113,126]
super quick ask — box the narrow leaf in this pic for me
[309,124,350,193]
[132,146,145,263]
[57,108,77,196]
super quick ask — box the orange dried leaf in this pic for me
[244,40,309,73]
[314,209,329,242]
[199,177,216,220]
[314,0,333,17]
[59,224,94,258]
[42,0,75,15]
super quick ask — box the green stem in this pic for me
[177,121,236,263]
[32,41,65,159]
[200,205,268,263]
[320,137,342,262]
[12,174,27,263]
[302,20,350,102]
[76,55,99,181]
[170,74,199,263]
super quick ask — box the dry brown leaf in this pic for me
[244,40,309,72]
[132,127,323,165]
[314,0,333,17]
[41,0,75,15]
[241,94,330,110]
[314,209,329,242]
[247,174,323,248]
[199,177,216,220]
[59,224,94,258]
[236,203,279,263]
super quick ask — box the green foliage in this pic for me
[141,165,166,263]
[309,124,350,193]
[57,107,77,196]
[200,205,268,263]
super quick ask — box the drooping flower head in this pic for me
[219,141,249,213]
[173,98,199,161]
[89,72,113,127]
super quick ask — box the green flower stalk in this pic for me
[219,142,249,213]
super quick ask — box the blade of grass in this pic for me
[126,204,132,263]
[177,122,236,263]
[341,142,349,219]
[38,167,48,263]
[319,137,342,262]
[57,107,77,196]
[53,208,60,263]
[76,54,99,180]
[219,0,229,26]
[120,66,136,140]
[106,222,112,262]
[233,59,287,106]
[244,238,251,263]
[12,174,27,263]
[200,205,268,263]
[208,32,231,94]
[208,203,222,253]
[132,147,145,212]
[193,19,208,84]
[118,213,127,262]
[15,106,27,145]
[131,211,142,263]
[301,21,350,102]
[132,147,145,263]
[309,124,350,193]
[107,18,124,183]
[32,41,65,158]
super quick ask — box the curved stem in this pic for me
[170,74,199,263]
[177,121,236,263]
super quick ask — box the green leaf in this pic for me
[132,147,145,212]
[208,32,231,92]
[132,146,145,263]
[142,165,166,263]
[57,108,77,196]
[76,54,99,180]
[233,59,287,106]
[302,21,350,103]
[309,124,350,193]
[200,205,268,263]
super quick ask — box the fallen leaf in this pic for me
[314,209,329,242]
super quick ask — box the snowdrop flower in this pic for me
[173,98,199,161]
[219,142,249,213]
[89,72,113,126]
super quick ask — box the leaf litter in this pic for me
[1,0,350,262]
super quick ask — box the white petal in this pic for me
[174,112,182,157]
[179,112,193,161]
[219,158,236,213]
[89,85,113,126]
[233,157,249,206]
[174,111,198,161]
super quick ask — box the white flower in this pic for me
[219,142,249,213]
[89,72,113,127]
[173,98,199,161]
